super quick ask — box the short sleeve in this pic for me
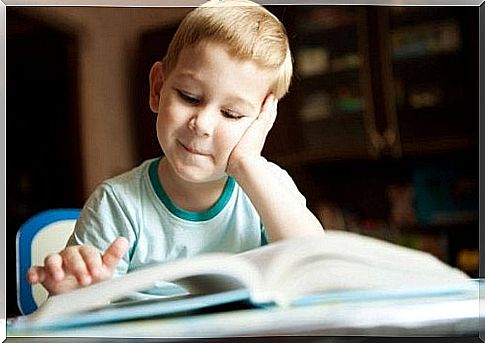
[267,161,306,205]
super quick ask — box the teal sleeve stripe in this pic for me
[148,158,235,222]
[260,222,269,246]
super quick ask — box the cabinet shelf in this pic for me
[272,147,372,169]
[392,51,462,65]
[298,69,360,86]
[294,7,358,35]
[297,25,358,47]
[391,53,464,77]
[389,7,458,27]
[400,136,477,156]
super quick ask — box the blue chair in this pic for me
[16,209,81,315]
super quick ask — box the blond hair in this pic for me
[162,0,293,100]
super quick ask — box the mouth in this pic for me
[178,140,210,156]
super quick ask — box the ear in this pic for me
[149,62,165,113]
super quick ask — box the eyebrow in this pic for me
[177,72,257,113]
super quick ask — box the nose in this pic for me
[188,107,216,137]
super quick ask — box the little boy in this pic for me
[27,0,324,296]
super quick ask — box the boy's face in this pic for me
[149,41,274,183]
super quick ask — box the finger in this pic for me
[260,94,275,116]
[79,245,103,279]
[44,253,65,282]
[61,249,92,286]
[27,266,46,285]
[267,98,278,128]
[102,237,129,271]
[259,94,278,129]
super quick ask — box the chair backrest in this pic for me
[16,209,81,315]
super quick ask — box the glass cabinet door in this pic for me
[265,6,478,167]
[267,6,380,166]
[383,7,478,156]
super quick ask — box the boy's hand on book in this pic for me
[26,237,129,295]
[227,94,277,175]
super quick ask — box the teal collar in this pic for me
[148,158,235,222]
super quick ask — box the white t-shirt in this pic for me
[68,157,304,296]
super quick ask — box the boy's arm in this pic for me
[227,95,324,241]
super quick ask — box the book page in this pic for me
[238,231,470,306]
[235,235,329,302]
[28,253,262,324]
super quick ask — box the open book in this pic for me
[10,230,472,331]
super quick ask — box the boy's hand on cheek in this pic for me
[227,94,277,176]
[26,237,129,295]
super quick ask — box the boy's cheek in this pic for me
[232,124,251,142]
[218,132,243,156]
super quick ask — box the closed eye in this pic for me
[176,89,200,105]
[222,109,244,120]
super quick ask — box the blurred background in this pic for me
[7,5,479,317]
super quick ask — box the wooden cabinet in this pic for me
[266,7,377,163]
[293,7,374,161]
[381,7,479,157]
[265,6,478,165]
